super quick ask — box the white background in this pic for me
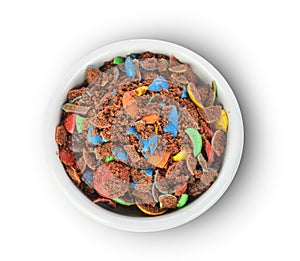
[0,0,299,260]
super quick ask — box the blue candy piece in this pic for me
[88,125,102,145]
[109,99,114,103]
[130,178,143,190]
[130,182,137,189]
[126,126,139,137]
[148,76,169,91]
[159,102,166,108]
[88,125,107,145]
[112,89,117,95]
[82,172,94,187]
[181,85,188,98]
[87,65,96,69]
[131,53,136,59]
[141,169,153,176]
[163,105,179,138]
[125,57,136,78]
[112,146,128,161]
[141,133,158,158]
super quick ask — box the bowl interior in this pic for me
[45,39,243,231]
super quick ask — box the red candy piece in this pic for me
[94,163,129,198]
[205,140,214,165]
[174,183,187,196]
[59,149,76,167]
[64,113,76,133]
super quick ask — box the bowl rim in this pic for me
[44,39,244,232]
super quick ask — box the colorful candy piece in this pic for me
[105,156,114,162]
[159,102,166,108]
[154,122,160,134]
[168,64,188,73]
[113,57,125,65]
[62,103,90,115]
[185,128,202,157]
[126,126,139,137]
[136,203,167,216]
[163,105,179,138]
[125,56,135,78]
[141,134,158,158]
[112,198,134,206]
[122,91,135,106]
[148,76,169,91]
[214,109,228,131]
[112,146,128,161]
[176,194,188,208]
[94,162,129,198]
[141,114,160,124]
[59,149,75,167]
[147,151,171,168]
[172,150,189,161]
[75,115,85,133]
[87,124,102,145]
[187,83,204,109]
[181,85,188,98]
[174,183,187,196]
[63,113,76,133]
[135,86,148,97]
[205,139,214,165]
[140,169,153,176]
[212,80,218,100]
[81,171,94,187]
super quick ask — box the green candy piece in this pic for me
[212,80,218,100]
[176,194,188,208]
[112,198,134,206]
[105,156,114,162]
[185,128,202,157]
[75,115,85,133]
[113,57,125,65]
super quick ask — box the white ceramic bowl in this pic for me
[44,39,244,232]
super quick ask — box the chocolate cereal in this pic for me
[55,52,228,216]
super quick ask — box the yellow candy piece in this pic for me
[135,86,148,97]
[154,122,161,134]
[172,150,189,161]
[187,83,204,109]
[214,109,228,131]
[136,203,167,216]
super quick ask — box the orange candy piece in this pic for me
[141,114,160,124]
[147,151,171,168]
